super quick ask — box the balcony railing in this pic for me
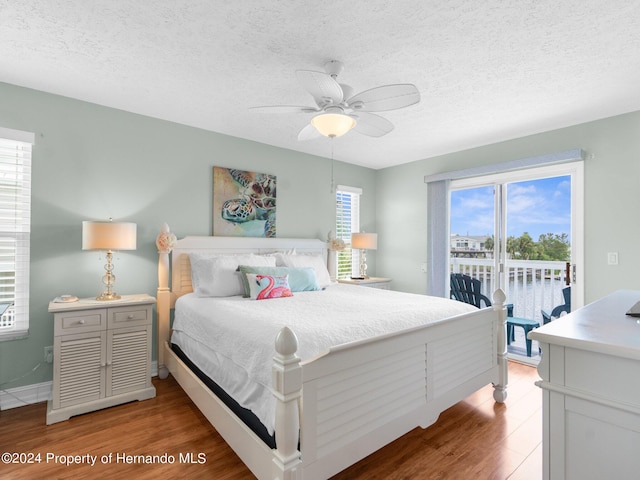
[0,304,15,328]
[450,258,569,322]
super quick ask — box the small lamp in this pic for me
[82,220,137,300]
[351,232,378,279]
[310,107,356,138]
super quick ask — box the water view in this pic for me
[450,174,573,361]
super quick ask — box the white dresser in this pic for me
[528,290,640,480]
[47,294,156,424]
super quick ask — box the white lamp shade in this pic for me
[311,112,356,138]
[351,232,378,250]
[82,221,137,250]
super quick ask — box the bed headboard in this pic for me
[169,236,329,303]
[156,234,330,378]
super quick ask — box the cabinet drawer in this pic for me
[108,305,151,329]
[54,310,106,335]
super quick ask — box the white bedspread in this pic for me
[170,283,477,434]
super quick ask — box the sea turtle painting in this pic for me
[213,167,276,238]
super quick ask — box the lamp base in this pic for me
[359,250,368,279]
[96,292,121,301]
[96,249,121,301]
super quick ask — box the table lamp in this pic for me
[351,232,377,279]
[82,220,137,300]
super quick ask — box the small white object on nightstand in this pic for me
[53,294,78,303]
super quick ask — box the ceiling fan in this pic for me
[250,60,420,140]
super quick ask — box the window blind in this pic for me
[336,185,362,279]
[0,128,33,341]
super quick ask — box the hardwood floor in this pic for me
[0,361,541,479]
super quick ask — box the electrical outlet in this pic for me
[44,346,53,364]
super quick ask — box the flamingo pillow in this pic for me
[246,273,293,300]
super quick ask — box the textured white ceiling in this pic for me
[1,1,640,169]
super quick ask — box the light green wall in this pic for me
[3,78,639,394]
[0,82,376,390]
[376,111,640,303]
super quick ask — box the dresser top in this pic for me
[48,293,156,313]
[529,289,640,360]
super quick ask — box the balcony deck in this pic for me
[451,257,567,364]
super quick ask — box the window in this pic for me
[0,127,33,341]
[335,185,361,279]
[425,148,584,308]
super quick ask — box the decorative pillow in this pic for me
[189,253,276,297]
[276,254,332,288]
[246,273,293,300]
[238,265,320,296]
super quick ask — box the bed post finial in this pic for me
[156,223,177,380]
[273,326,302,480]
[275,326,298,356]
[326,231,343,282]
[492,288,508,403]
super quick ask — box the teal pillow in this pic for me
[238,265,320,296]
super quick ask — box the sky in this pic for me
[450,175,571,241]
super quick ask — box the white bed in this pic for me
[156,234,508,480]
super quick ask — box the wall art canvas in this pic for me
[213,167,277,237]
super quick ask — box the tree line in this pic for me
[484,232,570,261]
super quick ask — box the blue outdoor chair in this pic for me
[450,273,513,316]
[541,286,571,324]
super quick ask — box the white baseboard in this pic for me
[0,361,158,411]
[0,381,52,410]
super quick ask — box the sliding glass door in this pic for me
[450,184,498,294]
[502,175,572,320]
[449,162,583,334]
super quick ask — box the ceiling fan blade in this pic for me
[297,123,322,141]
[352,112,394,137]
[296,70,343,106]
[347,84,420,112]
[250,105,318,114]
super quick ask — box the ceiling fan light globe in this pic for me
[310,112,356,138]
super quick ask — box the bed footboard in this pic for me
[272,288,507,480]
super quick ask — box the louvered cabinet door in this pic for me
[106,324,152,396]
[53,330,106,410]
[106,304,153,396]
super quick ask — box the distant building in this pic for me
[450,234,493,258]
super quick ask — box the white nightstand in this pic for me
[47,294,156,424]
[337,277,392,290]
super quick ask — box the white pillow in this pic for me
[267,249,295,266]
[189,253,276,297]
[277,254,332,288]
